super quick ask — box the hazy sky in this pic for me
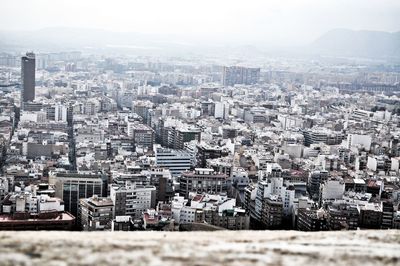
[1,0,399,45]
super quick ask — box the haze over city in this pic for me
[1,0,400,46]
[0,1,400,265]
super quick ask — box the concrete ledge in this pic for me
[0,230,399,265]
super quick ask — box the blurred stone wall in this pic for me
[0,230,399,266]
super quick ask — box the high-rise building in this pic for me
[262,195,283,229]
[21,52,36,103]
[308,170,329,200]
[155,147,194,177]
[54,173,106,218]
[147,168,175,203]
[196,143,230,168]
[302,128,345,147]
[133,100,153,125]
[110,182,156,219]
[160,124,201,150]
[127,122,155,149]
[222,66,260,86]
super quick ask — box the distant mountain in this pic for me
[310,29,400,60]
[0,27,269,58]
[1,27,399,61]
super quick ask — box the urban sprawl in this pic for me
[0,51,399,232]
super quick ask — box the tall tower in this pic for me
[21,52,36,102]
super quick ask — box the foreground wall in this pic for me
[0,230,399,266]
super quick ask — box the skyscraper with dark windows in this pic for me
[21,52,36,103]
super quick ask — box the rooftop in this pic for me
[0,212,74,222]
[81,196,113,207]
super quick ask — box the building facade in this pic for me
[110,182,156,219]
[21,52,36,103]
[178,168,228,198]
[79,195,114,231]
[222,66,260,86]
[54,173,105,218]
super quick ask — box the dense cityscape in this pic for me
[1,1,400,265]
[0,48,398,232]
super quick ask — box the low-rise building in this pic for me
[327,202,359,230]
[79,195,113,231]
[297,208,328,231]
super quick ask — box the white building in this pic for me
[255,177,295,217]
[54,104,68,122]
[110,183,156,219]
[171,194,188,223]
[180,206,196,223]
[3,192,64,214]
[347,134,372,151]
[214,101,230,120]
[155,147,194,177]
[391,158,400,173]
[320,179,345,201]
[20,111,47,123]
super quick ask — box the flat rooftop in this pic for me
[0,212,74,222]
